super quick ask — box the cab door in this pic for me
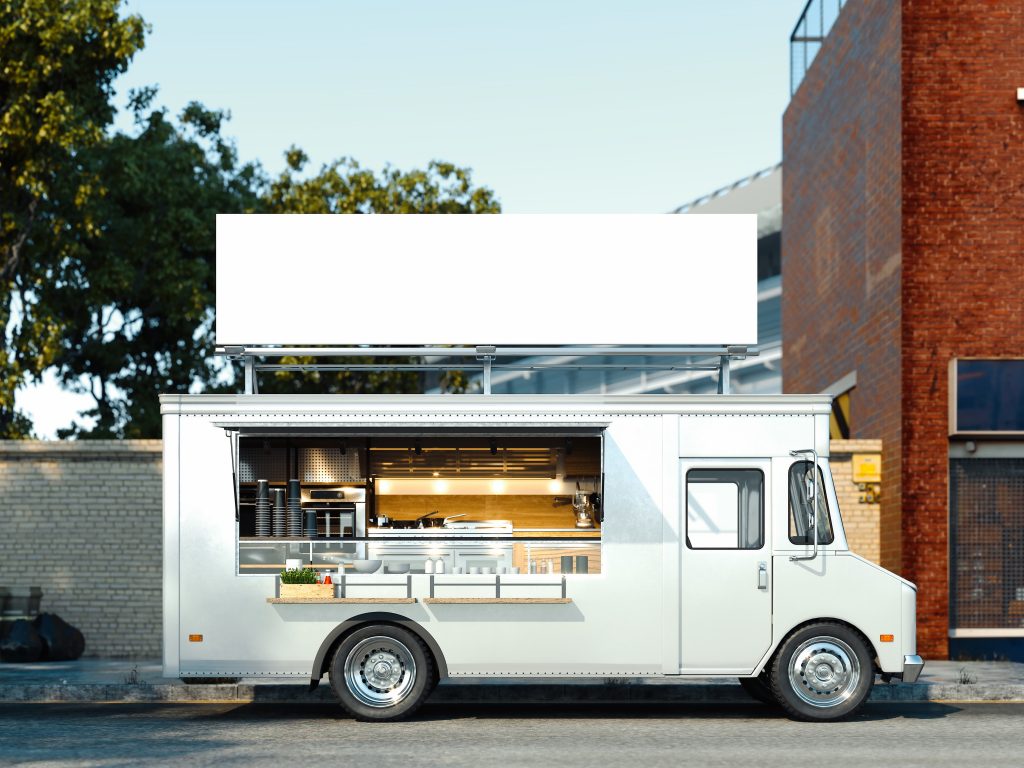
[680,459,772,674]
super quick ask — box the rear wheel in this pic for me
[329,624,435,721]
[770,622,873,721]
[738,672,776,705]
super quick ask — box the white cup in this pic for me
[470,566,480,575]
[454,567,464,574]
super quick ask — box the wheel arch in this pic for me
[755,616,881,675]
[310,612,449,688]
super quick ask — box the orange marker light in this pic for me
[188,634,204,642]
[879,634,894,643]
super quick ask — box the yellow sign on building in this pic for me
[852,454,882,483]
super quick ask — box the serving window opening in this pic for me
[235,432,603,578]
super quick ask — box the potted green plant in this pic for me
[279,568,333,600]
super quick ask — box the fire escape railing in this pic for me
[790,0,846,95]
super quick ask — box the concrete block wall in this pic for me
[830,439,882,565]
[0,441,162,658]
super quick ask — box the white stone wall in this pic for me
[0,441,162,658]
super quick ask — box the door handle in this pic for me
[757,561,768,590]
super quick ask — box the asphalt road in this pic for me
[1,702,1021,767]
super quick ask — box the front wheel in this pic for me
[770,622,874,721]
[329,624,435,721]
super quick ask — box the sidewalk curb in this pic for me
[1,681,1022,705]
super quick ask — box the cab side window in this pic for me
[686,469,764,549]
[788,460,835,545]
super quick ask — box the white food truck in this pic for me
[163,214,922,721]
[162,392,923,722]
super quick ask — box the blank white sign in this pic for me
[215,214,757,346]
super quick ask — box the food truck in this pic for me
[162,215,923,721]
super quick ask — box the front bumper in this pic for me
[902,654,925,683]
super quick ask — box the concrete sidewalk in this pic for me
[2,659,1023,704]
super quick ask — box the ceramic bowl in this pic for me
[350,560,382,574]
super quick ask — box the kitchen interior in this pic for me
[237,433,603,579]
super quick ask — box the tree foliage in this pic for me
[266,149,501,215]
[254,151,500,397]
[46,94,261,437]
[1,0,146,436]
[1,1,499,438]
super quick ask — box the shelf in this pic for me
[240,481,365,486]
[422,598,572,604]
[239,537,358,542]
[266,598,417,604]
[240,564,359,570]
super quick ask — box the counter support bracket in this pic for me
[337,574,413,598]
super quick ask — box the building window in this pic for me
[950,458,1024,630]
[951,359,1024,434]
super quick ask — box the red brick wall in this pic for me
[782,0,904,569]
[901,0,1024,658]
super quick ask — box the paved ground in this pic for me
[0,701,1022,767]
[2,658,1023,704]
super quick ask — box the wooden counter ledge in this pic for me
[422,598,573,604]
[267,598,417,604]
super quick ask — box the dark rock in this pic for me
[33,613,86,661]
[0,619,43,663]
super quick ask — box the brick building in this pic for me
[0,441,163,657]
[783,0,1024,659]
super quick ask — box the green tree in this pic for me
[256,150,500,396]
[44,93,261,438]
[1,0,501,438]
[1,0,146,436]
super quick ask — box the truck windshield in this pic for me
[788,461,834,545]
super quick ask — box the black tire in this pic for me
[329,624,435,721]
[770,621,874,722]
[738,672,777,705]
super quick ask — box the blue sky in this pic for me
[115,0,805,211]
[19,0,808,436]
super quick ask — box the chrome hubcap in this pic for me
[788,636,861,708]
[344,636,417,708]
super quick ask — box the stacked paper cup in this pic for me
[272,488,286,537]
[255,479,271,537]
[287,479,302,537]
